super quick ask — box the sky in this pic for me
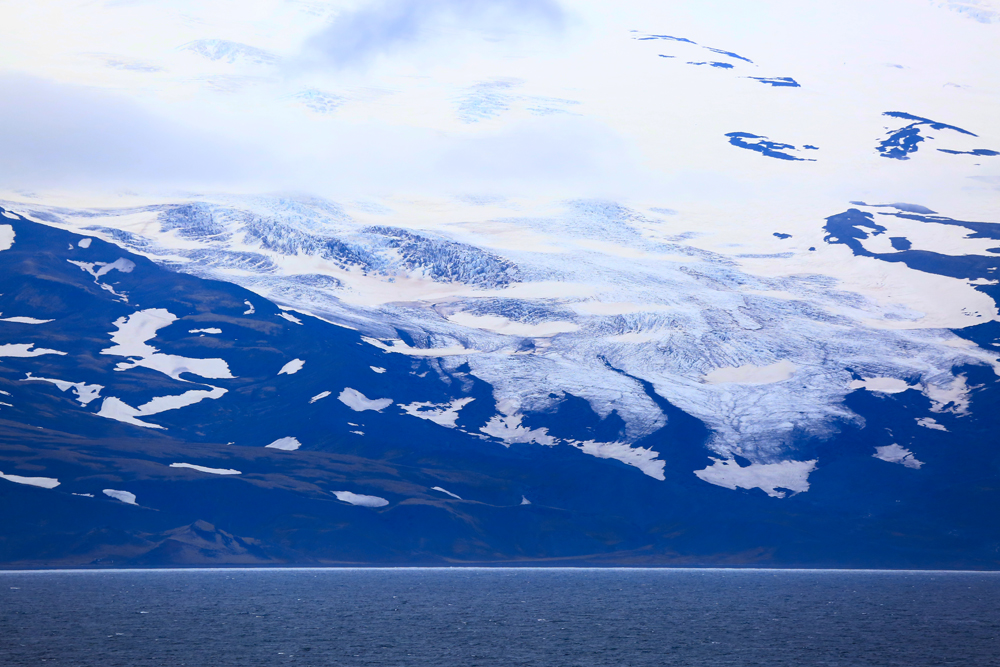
[0,0,997,214]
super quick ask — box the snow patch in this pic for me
[400,397,474,427]
[102,309,234,381]
[309,391,331,403]
[477,404,666,477]
[481,409,556,446]
[917,417,948,431]
[362,336,476,357]
[333,490,389,507]
[103,489,136,505]
[925,374,973,415]
[243,300,255,315]
[95,397,163,429]
[694,458,818,498]
[278,359,305,375]
[873,444,924,469]
[431,486,462,499]
[169,462,242,475]
[0,470,59,489]
[850,377,915,394]
[103,308,175,357]
[265,436,301,450]
[703,361,796,385]
[0,224,13,251]
[68,257,135,279]
[66,258,134,301]
[0,343,66,358]
[23,373,103,405]
[0,315,53,324]
[338,387,392,412]
[96,387,227,429]
[139,387,228,413]
[569,440,666,480]
[447,312,580,338]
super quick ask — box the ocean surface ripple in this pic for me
[1,569,998,666]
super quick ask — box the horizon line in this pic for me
[3,566,1000,574]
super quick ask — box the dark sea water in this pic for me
[0,569,998,666]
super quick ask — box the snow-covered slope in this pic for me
[2,205,1000,567]
[7,192,998,497]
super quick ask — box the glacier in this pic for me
[6,193,998,491]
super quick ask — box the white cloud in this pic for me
[0,75,265,191]
[302,0,565,67]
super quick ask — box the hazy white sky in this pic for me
[0,0,997,210]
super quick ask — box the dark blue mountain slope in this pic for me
[747,76,800,87]
[877,111,989,160]
[725,132,816,161]
[824,208,1000,282]
[1,208,1000,568]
